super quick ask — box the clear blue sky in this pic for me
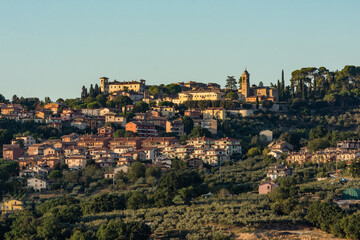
[1,0,359,100]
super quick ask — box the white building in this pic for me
[104,113,127,127]
[65,155,88,169]
[81,108,101,117]
[13,136,36,148]
[214,137,242,156]
[27,177,48,191]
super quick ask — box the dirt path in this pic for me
[233,228,343,240]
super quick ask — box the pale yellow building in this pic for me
[202,107,226,120]
[178,90,225,104]
[100,77,146,94]
[44,102,62,114]
[1,199,24,214]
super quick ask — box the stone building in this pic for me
[100,77,146,94]
[238,70,278,102]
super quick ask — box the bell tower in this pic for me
[100,77,109,94]
[239,70,250,97]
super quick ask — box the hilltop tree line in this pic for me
[288,65,360,106]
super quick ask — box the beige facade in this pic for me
[104,113,127,127]
[178,91,224,104]
[65,155,87,169]
[27,177,48,191]
[202,107,226,120]
[100,77,145,94]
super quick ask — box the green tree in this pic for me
[125,221,151,240]
[154,169,202,207]
[225,91,238,100]
[81,193,126,214]
[95,94,107,106]
[163,84,182,97]
[96,219,126,240]
[48,204,82,223]
[158,101,174,107]
[113,129,125,138]
[172,158,187,170]
[324,93,337,104]
[127,191,148,209]
[4,211,38,240]
[261,100,273,109]
[48,170,63,180]
[148,86,160,96]
[0,93,7,103]
[349,158,360,177]
[305,201,344,233]
[128,162,146,182]
[182,116,194,135]
[69,230,95,240]
[113,96,133,109]
[309,125,328,140]
[12,94,19,103]
[44,96,51,105]
[188,126,212,139]
[307,138,330,153]
[145,166,161,178]
[97,219,150,240]
[0,159,19,181]
[37,215,62,240]
[225,76,237,90]
[246,147,261,158]
[133,101,149,113]
[340,214,360,239]
[87,101,101,109]
[81,86,88,101]
[89,84,95,97]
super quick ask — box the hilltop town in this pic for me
[1,66,360,239]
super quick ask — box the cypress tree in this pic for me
[89,84,95,97]
[95,84,100,96]
[81,86,88,101]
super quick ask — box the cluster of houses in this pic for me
[286,140,360,165]
[0,102,242,137]
[258,140,360,195]
[258,164,293,195]
[0,71,287,136]
[2,127,242,193]
[0,72,283,212]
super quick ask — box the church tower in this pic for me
[100,77,109,94]
[239,70,250,97]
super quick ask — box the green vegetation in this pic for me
[2,65,360,239]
